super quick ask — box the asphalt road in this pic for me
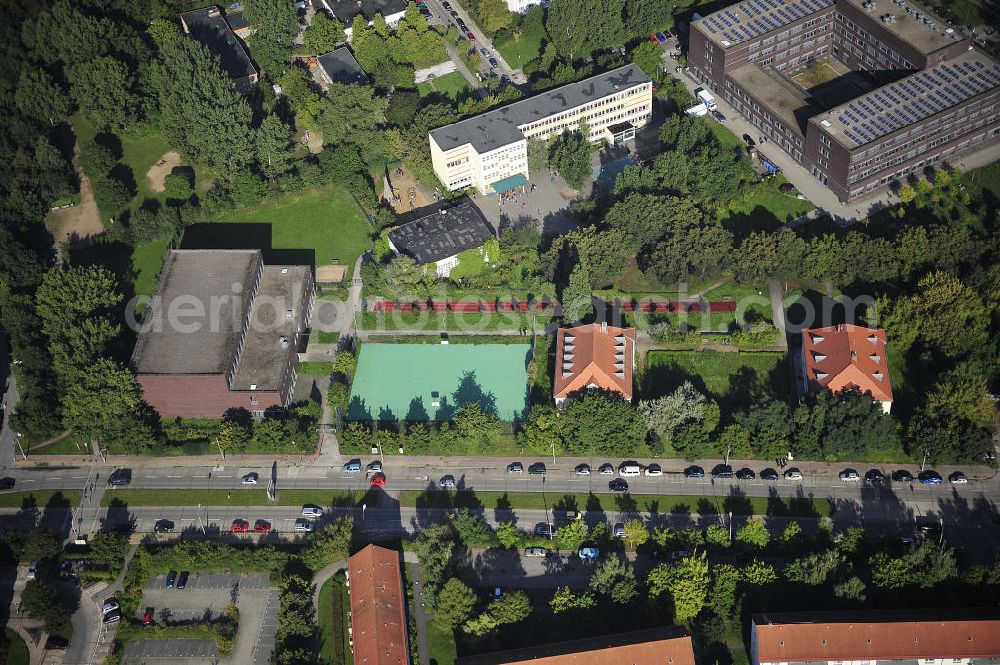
[422,0,521,82]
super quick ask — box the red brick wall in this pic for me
[138,374,283,419]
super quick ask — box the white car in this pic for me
[598,464,615,476]
[575,464,590,476]
[949,472,969,485]
[301,506,324,518]
[102,598,120,615]
[367,461,382,473]
[294,519,315,532]
[785,469,803,481]
[241,473,258,485]
[839,469,860,482]
[26,561,37,580]
[613,523,626,538]
[645,464,663,476]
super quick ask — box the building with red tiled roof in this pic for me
[457,627,694,665]
[751,609,1000,665]
[800,324,893,413]
[553,323,636,406]
[348,545,410,665]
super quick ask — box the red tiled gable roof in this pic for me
[553,324,636,400]
[349,545,410,665]
[801,324,892,403]
[753,610,1000,663]
[457,627,695,665]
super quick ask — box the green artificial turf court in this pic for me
[347,343,532,421]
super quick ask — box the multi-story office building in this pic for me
[429,65,653,195]
[688,0,1000,202]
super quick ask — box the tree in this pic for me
[527,139,549,173]
[303,11,345,53]
[705,523,731,549]
[256,114,294,181]
[559,389,646,456]
[836,527,866,554]
[623,519,649,547]
[22,528,61,562]
[913,271,989,357]
[437,578,478,629]
[550,127,591,188]
[668,551,711,622]
[555,519,588,552]
[546,0,625,59]
[625,0,674,36]
[21,580,72,637]
[79,140,117,180]
[833,576,866,601]
[386,90,420,127]
[869,552,910,590]
[631,41,663,82]
[92,175,133,216]
[561,262,592,322]
[550,586,596,613]
[925,364,995,426]
[741,560,778,585]
[737,399,792,460]
[15,70,71,124]
[88,531,129,566]
[300,518,354,571]
[213,421,249,457]
[62,359,155,455]
[783,550,843,585]
[733,232,781,284]
[67,55,138,131]
[454,403,503,449]
[734,519,769,550]
[782,521,802,544]
[589,556,638,604]
[477,0,515,33]
[412,523,455,602]
[451,509,497,548]
[638,382,706,443]
[496,522,521,549]
[906,540,958,588]
[244,0,298,75]
[464,590,531,635]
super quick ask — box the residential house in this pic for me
[800,324,893,413]
[180,6,258,91]
[386,202,495,277]
[553,323,637,406]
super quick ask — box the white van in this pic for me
[618,462,641,477]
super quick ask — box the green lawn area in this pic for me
[496,34,543,69]
[418,81,434,97]
[101,488,371,508]
[430,71,471,101]
[399,490,832,517]
[131,235,173,298]
[720,177,815,231]
[298,361,334,376]
[316,331,341,344]
[318,572,353,665]
[426,617,458,665]
[0,629,29,665]
[358,311,553,332]
[641,350,790,403]
[0,490,82,509]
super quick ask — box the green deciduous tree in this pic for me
[631,41,663,82]
[913,271,989,358]
[437,578,478,628]
[782,521,802,544]
[496,522,521,549]
[550,586,596,613]
[741,560,778,585]
[244,0,298,75]
[833,576,866,601]
[550,126,591,189]
[67,56,139,131]
[454,403,503,449]
[559,389,646,456]
[705,523,731,549]
[21,580,72,637]
[464,590,531,635]
[734,519,769,550]
[527,139,549,173]
[546,0,625,59]
[63,359,155,454]
[555,519,588,552]
[300,518,354,570]
[784,549,843,585]
[303,11,346,53]
[22,528,62,562]
[623,519,649,547]
[589,556,638,604]
[256,113,294,181]
[15,70,71,124]
[561,262,592,322]
[638,381,706,443]
[412,523,455,602]
[869,552,910,589]
[477,0,515,33]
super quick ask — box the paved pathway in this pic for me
[768,280,789,349]
[443,40,482,91]
[405,556,431,665]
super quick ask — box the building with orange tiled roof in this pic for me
[553,323,636,406]
[751,609,1000,665]
[800,324,893,413]
[348,545,410,665]
[458,627,694,665]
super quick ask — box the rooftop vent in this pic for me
[281,267,289,274]
[279,336,289,348]
[862,0,876,10]
[881,13,896,23]
[285,308,294,318]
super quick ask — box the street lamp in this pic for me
[15,432,26,460]
[728,511,733,541]
[920,448,929,472]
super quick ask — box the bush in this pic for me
[128,206,179,245]
[92,175,134,216]
[80,140,117,179]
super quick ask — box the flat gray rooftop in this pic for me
[318,47,368,85]
[331,0,407,23]
[840,0,961,56]
[816,49,1000,148]
[729,64,818,134]
[133,250,261,375]
[230,266,310,391]
[388,202,494,264]
[430,64,650,153]
[695,0,835,47]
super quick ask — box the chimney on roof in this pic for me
[601,321,607,334]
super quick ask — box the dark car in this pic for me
[891,469,914,482]
[106,468,131,488]
[153,519,174,533]
[528,462,546,475]
[609,479,629,492]
[742,133,756,147]
[684,465,705,478]
[489,57,498,68]
[165,571,177,589]
[466,31,476,41]
[711,109,726,121]
[865,469,885,483]
[442,1,451,7]
[735,468,756,480]
[916,520,941,536]
[0,477,14,490]
[177,571,189,589]
[760,468,779,481]
[918,470,943,484]
[711,464,734,479]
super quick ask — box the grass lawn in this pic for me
[318,572,353,665]
[720,177,815,231]
[298,361,334,376]
[0,628,30,665]
[418,81,434,97]
[358,311,553,332]
[399,490,833,517]
[431,71,472,101]
[100,488,372,508]
[131,235,173,298]
[641,350,789,403]
[426,617,458,665]
[25,431,90,455]
[0,490,82,509]
[316,331,341,344]
[496,34,543,69]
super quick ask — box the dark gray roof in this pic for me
[180,6,256,81]
[224,7,249,33]
[330,0,408,24]
[430,64,651,153]
[318,47,368,85]
[388,202,493,264]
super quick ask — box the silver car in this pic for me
[294,519,315,533]
[524,547,547,557]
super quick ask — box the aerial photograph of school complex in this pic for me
[0,0,999,663]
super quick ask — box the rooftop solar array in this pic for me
[697,0,834,46]
[832,56,1000,147]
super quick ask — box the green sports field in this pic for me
[347,344,532,421]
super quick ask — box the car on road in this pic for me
[655,31,669,43]
[153,519,175,533]
[949,471,968,485]
[784,468,803,481]
[761,468,779,481]
[143,608,154,626]
[561,510,581,523]
[645,463,663,476]
[528,462,546,475]
[107,468,131,488]
[442,0,451,7]
[900,533,922,546]
[102,598,120,615]
[865,469,885,483]
[241,472,258,485]
[103,610,121,624]
[342,460,362,473]
[367,460,382,473]
[534,523,555,537]
[598,463,614,475]
[166,571,177,588]
[684,465,705,478]
[839,468,860,482]
[466,31,476,41]
[480,47,490,56]
[440,475,456,488]
[457,18,467,29]
[712,464,734,479]
[231,519,250,533]
[918,470,943,484]
[525,547,547,557]
[370,472,388,487]
[575,463,591,476]
[493,587,502,601]
[711,109,726,121]
[609,478,629,492]
[507,462,523,474]
[26,561,37,580]
[302,505,324,518]
[488,57,498,68]
[613,523,626,538]
[177,571,189,589]
[451,9,459,17]
[916,520,941,536]
[254,519,272,533]
[736,468,756,480]
[0,477,15,490]
[294,519,314,533]
[578,547,600,559]
[891,469,914,483]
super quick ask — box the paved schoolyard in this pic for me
[472,169,582,236]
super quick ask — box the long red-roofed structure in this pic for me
[348,545,410,665]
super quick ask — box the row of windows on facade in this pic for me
[834,23,911,67]
[849,125,994,181]
[519,85,647,134]
[522,101,644,141]
[723,83,805,148]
